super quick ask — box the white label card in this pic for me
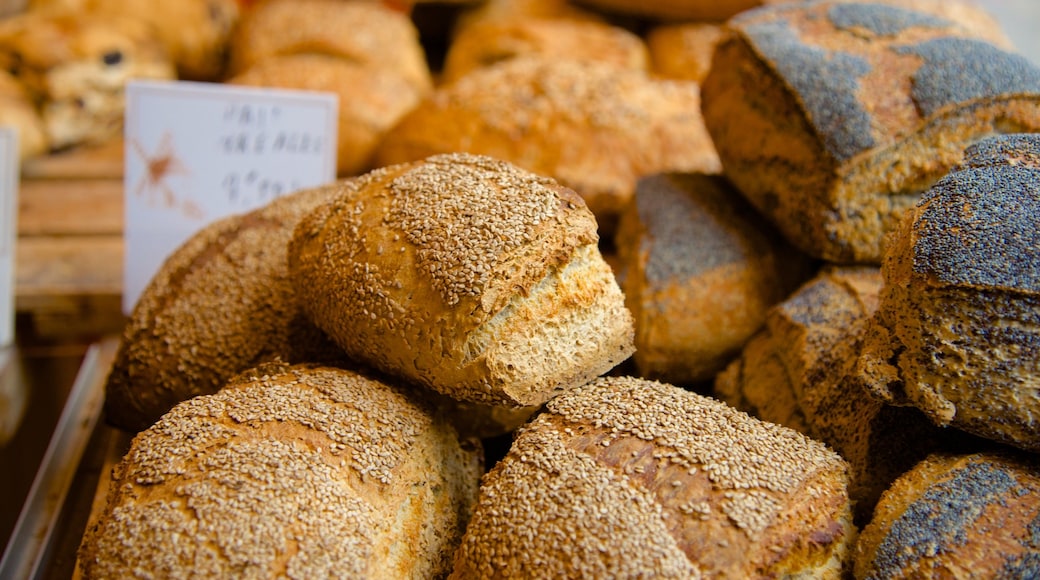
[0,127,16,347]
[122,80,339,313]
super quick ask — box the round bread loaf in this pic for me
[854,133,1040,452]
[375,58,721,235]
[289,153,635,408]
[450,376,855,578]
[228,0,432,93]
[854,451,1040,579]
[440,18,649,84]
[0,69,47,160]
[104,184,347,433]
[701,0,1040,263]
[80,362,483,579]
[614,173,815,386]
[228,54,422,177]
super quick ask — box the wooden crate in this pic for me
[16,140,127,339]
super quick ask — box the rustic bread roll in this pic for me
[375,58,721,235]
[228,54,422,177]
[716,266,989,525]
[572,0,759,22]
[440,18,649,84]
[701,0,1040,263]
[0,11,175,150]
[0,69,46,161]
[646,22,724,83]
[854,133,1040,452]
[228,0,432,93]
[80,362,483,579]
[453,0,603,36]
[854,451,1040,579]
[614,173,815,386]
[451,376,855,578]
[104,184,347,433]
[289,153,635,408]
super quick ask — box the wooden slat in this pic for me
[20,140,124,180]
[18,179,123,236]
[15,235,122,297]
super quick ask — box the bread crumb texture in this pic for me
[451,376,854,578]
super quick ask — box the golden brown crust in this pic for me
[855,451,1040,579]
[451,376,855,578]
[228,0,432,93]
[571,0,760,22]
[81,362,482,579]
[289,153,634,407]
[104,184,348,433]
[646,22,724,83]
[228,54,422,177]
[0,69,47,160]
[375,58,721,235]
[614,173,815,385]
[452,0,604,36]
[701,0,1040,263]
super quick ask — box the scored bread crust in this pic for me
[80,362,482,579]
[701,0,1040,263]
[450,376,855,578]
[289,153,635,407]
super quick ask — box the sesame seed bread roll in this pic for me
[854,134,1040,452]
[104,184,347,433]
[289,153,635,407]
[440,18,649,84]
[700,1,1040,263]
[854,451,1040,579]
[374,58,721,235]
[228,0,432,93]
[614,173,815,386]
[450,376,855,578]
[79,362,482,579]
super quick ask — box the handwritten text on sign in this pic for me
[0,127,15,347]
[123,80,338,313]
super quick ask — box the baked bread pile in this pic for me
[57,0,1040,576]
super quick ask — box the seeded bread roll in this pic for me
[854,134,1040,452]
[104,184,347,433]
[701,1,1040,263]
[228,54,422,177]
[80,362,482,579]
[614,173,815,386]
[716,266,989,525]
[451,376,855,578]
[440,18,649,84]
[228,0,432,93]
[0,69,46,161]
[375,58,721,235]
[289,153,635,408]
[854,451,1040,579]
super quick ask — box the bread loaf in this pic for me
[614,172,815,385]
[81,362,482,579]
[854,133,1040,452]
[104,184,347,432]
[701,0,1040,263]
[288,153,635,407]
[450,376,855,578]
[854,451,1040,579]
[571,0,760,22]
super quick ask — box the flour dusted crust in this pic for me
[375,58,721,234]
[614,173,814,385]
[451,376,855,578]
[854,133,1040,452]
[289,153,635,407]
[228,54,423,177]
[104,185,347,433]
[854,451,1040,579]
[80,363,482,579]
[228,0,432,93]
[701,0,1040,263]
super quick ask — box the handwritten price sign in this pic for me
[123,80,338,313]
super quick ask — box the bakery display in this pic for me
[854,451,1040,578]
[701,0,1040,263]
[375,57,721,234]
[80,362,483,579]
[614,172,815,386]
[854,133,1040,452]
[104,184,348,433]
[451,376,855,578]
[289,153,634,408]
